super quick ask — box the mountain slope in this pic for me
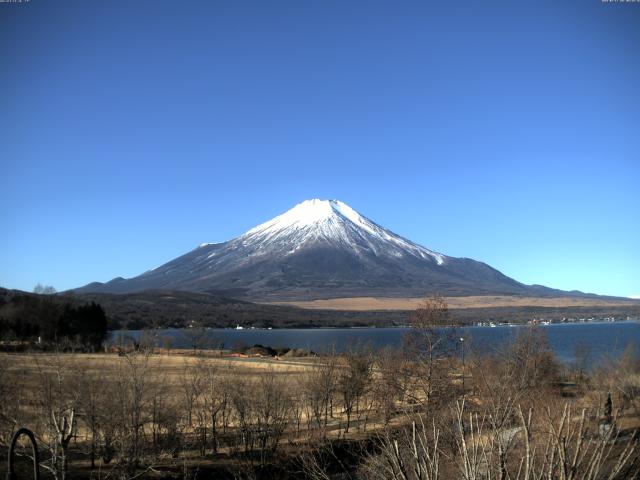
[77,199,566,300]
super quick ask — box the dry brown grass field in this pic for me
[0,351,317,389]
[1,323,639,480]
[268,295,640,311]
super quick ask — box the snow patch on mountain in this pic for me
[246,199,337,233]
[239,199,446,265]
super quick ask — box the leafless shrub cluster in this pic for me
[361,399,639,480]
[355,297,639,480]
[0,297,638,479]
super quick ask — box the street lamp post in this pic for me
[460,337,465,395]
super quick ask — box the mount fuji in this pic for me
[77,199,566,300]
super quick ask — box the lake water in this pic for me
[112,321,640,367]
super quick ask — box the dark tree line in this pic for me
[0,293,107,350]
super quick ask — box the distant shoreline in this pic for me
[110,318,638,333]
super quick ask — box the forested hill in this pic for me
[0,287,108,349]
[0,287,405,330]
[2,288,638,334]
[63,290,404,329]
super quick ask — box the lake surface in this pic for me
[112,321,640,367]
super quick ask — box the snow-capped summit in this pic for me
[246,199,345,232]
[77,199,531,300]
[241,199,445,265]
[246,198,390,234]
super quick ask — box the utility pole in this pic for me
[460,337,465,395]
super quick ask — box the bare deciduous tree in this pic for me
[304,354,338,438]
[254,368,290,464]
[405,295,458,410]
[33,283,57,295]
[360,399,640,480]
[0,355,24,446]
[339,349,373,433]
[113,351,153,476]
[33,353,79,480]
[373,347,409,426]
[181,324,210,354]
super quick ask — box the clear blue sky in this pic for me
[1,0,638,297]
